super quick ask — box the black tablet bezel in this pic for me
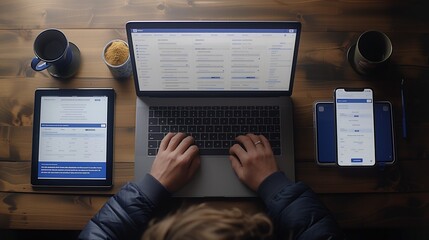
[31,88,115,188]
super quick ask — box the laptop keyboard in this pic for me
[147,105,281,156]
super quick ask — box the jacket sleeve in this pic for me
[78,174,170,240]
[258,172,344,240]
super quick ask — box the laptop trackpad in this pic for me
[174,155,255,197]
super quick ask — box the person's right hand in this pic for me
[150,132,200,192]
[229,134,279,191]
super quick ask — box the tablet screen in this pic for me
[315,101,395,165]
[32,89,114,188]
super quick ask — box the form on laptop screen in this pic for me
[129,24,299,93]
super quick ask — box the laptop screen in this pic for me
[126,22,301,96]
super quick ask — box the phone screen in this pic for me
[335,88,375,166]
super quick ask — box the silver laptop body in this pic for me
[127,21,301,197]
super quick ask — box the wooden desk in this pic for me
[1,0,429,230]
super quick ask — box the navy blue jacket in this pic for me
[79,172,343,239]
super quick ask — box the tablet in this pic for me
[31,88,115,188]
[314,101,395,166]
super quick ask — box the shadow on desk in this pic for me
[1,228,429,240]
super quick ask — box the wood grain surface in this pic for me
[0,0,429,230]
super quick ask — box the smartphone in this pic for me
[314,101,395,165]
[334,88,376,166]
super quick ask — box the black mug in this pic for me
[31,29,79,78]
[350,31,392,75]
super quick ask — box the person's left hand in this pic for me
[150,132,201,192]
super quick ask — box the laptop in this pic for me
[126,21,301,197]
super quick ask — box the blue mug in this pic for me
[31,29,73,76]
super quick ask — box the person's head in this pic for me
[142,204,273,240]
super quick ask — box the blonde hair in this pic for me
[142,204,273,240]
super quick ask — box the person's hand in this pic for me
[229,134,279,191]
[150,132,200,192]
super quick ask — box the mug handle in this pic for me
[31,57,50,71]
